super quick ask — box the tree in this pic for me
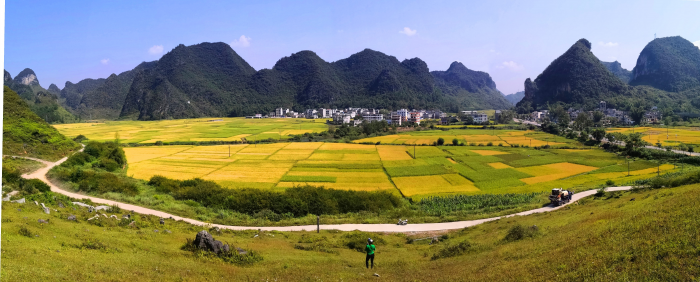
[591,128,606,141]
[593,111,604,123]
[629,107,646,125]
[625,133,647,152]
[461,115,474,125]
[437,138,445,146]
[573,114,592,131]
[549,105,570,126]
[452,138,459,145]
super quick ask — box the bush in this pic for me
[437,138,445,146]
[19,226,33,238]
[452,138,459,146]
[487,142,493,146]
[155,141,164,146]
[148,176,402,217]
[503,224,539,242]
[21,178,51,193]
[341,231,386,252]
[605,180,615,186]
[62,152,93,167]
[431,241,473,260]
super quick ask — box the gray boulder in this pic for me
[2,195,9,201]
[67,215,77,221]
[72,202,92,208]
[11,198,25,204]
[42,207,50,214]
[94,206,110,211]
[193,230,228,254]
[34,201,38,205]
[236,247,247,255]
[58,202,65,208]
[38,219,49,224]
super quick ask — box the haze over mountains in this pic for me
[20,44,510,121]
[516,36,700,114]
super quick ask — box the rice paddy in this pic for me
[124,142,681,199]
[53,117,329,143]
[607,126,700,147]
[355,129,572,146]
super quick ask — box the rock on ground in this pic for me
[193,230,230,254]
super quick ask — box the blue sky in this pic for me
[5,0,700,94]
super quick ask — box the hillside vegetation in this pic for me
[54,43,511,121]
[3,183,700,280]
[4,69,78,124]
[2,86,81,161]
[630,36,700,92]
[516,38,699,113]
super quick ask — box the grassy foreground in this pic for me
[3,184,700,281]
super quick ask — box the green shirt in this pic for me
[365,244,376,255]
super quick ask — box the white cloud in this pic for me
[694,40,700,48]
[598,41,619,47]
[230,35,252,47]
[496,61,524,71]
[100,59,110,65]
[149,45,164,55]
[399,27,417,36]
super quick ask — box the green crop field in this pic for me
[53,117,329,143]
[355,129,573,147]
[124,142,679,199]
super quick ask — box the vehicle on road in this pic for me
[549,188,573,206]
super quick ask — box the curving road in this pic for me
[14,154,632,232]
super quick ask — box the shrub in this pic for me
[503,224,539,242]
[19,226,33,238]
[487,142,493,146]
[452,138,459,146]
[341,231,386,252]
[605,180,615,186]
[21,178,51,194]
[431,241,473,260]
[62,152,93,167]
[73,135,88,143]
[148,177,402,217]
[155,141,164,146]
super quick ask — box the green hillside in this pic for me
[2,183,700,280]
[2,86,81,161]
[630,36,700,92]
[4,69,78,124]
[516,39,697,113]
[601,60,633,83]
[117,43,511,120]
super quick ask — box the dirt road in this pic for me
[15,154,632,232]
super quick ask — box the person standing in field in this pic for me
[365,238,376,269]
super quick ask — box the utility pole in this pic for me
[229,145,231,157]
[317,216,320,233]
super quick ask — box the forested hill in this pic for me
[504,91,525,105]
[515,38,696,114]
[630,36,700,92]
[4,69,77,124]
[2,86,81,161]
[601,61,632,83]
[59,42,510,120]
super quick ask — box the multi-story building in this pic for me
[333,113,352,124]
[409,112,422,124]
[305,109,318,119]
[362,114,384,122]
[389,112,403,126]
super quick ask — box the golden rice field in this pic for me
[124,142,681,199]
[608,126,700,147]
[53,117,329,143]
[354,129,571,147]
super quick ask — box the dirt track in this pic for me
[14,154,632,232]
